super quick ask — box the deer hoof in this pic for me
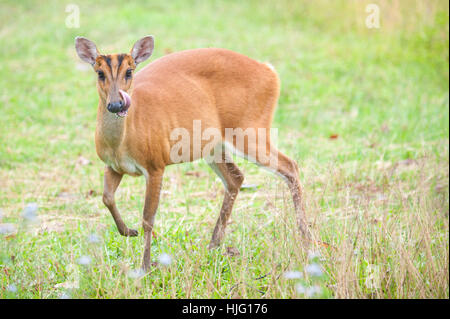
[120,228,139,237]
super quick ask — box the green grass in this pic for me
[0,0,448,298]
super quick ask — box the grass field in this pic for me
[0,0,448,298]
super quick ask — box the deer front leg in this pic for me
[103,166,138,237]
[141,169,164,271]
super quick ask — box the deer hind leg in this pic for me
[207,145,244,249]
[269,149,311,240]
[229,134,311,241]
[103,166,138,237]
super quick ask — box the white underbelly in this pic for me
[104,154,148,179]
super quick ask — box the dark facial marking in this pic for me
[98,55,113,80]
[117,54,125,69]
[98,54,131,82]
[103,55,112,69]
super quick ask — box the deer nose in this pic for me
[107,101,123,113]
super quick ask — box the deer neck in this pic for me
[96,101,128,152]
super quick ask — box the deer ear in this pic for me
[131,35,154,65]
[75,37,99,66]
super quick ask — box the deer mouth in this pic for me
[117,89,131,117]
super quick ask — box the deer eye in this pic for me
[97,71,105,81]
[125,69,132,79]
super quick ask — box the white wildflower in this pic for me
[295,283,306,294]
[305,285,322,297]
[7,284,17,293]
[87,233,101,244]
[54,281,79,289]
[0,223,17,235]
[22,203,39,222]
[76,255,92,266]
[305,263,323,277]
[128,268,146,279]
[283,271,303,280]
[158,253,172,266]
[59,292,71,299]
[307,250,321,261]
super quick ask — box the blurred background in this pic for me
[0,0,448,298]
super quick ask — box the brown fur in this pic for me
[76,37,310,270]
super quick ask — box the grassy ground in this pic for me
[0,0,448,298]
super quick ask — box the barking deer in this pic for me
[75,36,311,270]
